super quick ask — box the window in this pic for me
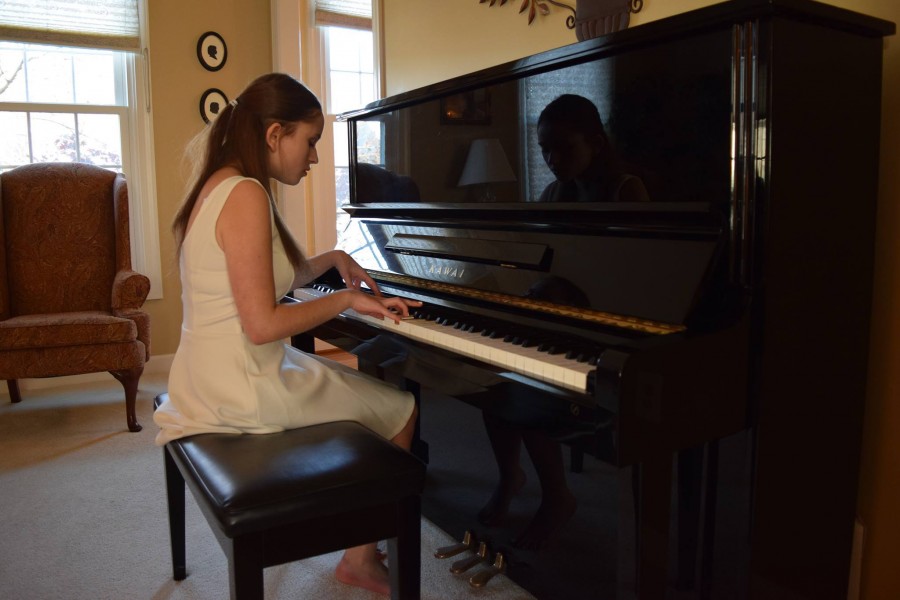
[297,0,379,255]
[0,43,128,169]
[0,1,161,298]
[322,25,379,257]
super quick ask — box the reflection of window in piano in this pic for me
[341,219,389,272]
[520,62,615,202]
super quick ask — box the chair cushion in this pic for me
[161,393,425,537]
[0,311,137,350]
[0,341,145,379]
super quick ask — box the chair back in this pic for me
[0,163,130,318]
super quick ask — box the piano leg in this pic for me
[619,455,673,599]
[677,445,704,592]
[699,440,719,600]
[402,378,430,464]
[675,440,723,599]
[291,331,315,353]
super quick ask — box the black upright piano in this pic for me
[293,1,894,598]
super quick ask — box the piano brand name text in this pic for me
[427,264,466,279]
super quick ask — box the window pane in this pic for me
[30,112,77,162]
[359,37,374,73]
[25,48,75,104]
[325,26,375,115]
[78,113,122,167]
[0,45,27,102]
[0,112,29,165]
[359,73,376,106]
[328,28,362,71]
[73,51,117,105]
[335,165,349,208]
[330,71,362,114]
[333,121,349,168]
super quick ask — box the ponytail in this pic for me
[173,73,322,269]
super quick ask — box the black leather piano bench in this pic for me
[154,393,426,600]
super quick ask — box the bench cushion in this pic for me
[163,400,425,537]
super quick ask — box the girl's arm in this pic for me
[217,180,418,345]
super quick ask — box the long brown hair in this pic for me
[173,73,322,268]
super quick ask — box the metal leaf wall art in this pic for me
[479,0,576,27]
[479,0,643,36]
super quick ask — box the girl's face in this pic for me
[537,119,596,183]
[266,112,325,185]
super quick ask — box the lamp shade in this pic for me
[457,138,516,187]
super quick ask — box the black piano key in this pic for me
[366,297,605,367]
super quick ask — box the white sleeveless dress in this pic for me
[153,176,415,445]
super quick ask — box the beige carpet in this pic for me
[0,373,535,600]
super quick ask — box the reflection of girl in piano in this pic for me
[156,73,420,597]
[536,94,649,203]
[475,276,589,550]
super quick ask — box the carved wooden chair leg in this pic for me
[110,367,144,432]
[6,380,22,403]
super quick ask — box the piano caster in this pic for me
[450,541,489,574]
[469,551,507,588]
[434,529,475,559]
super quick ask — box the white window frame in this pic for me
[0,0,162,299]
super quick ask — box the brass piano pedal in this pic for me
[450,541,489,574]
[434,530,475,559]
[469,551,507,588]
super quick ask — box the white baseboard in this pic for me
[0,354,174,396]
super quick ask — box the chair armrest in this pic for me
[112,270,151,311]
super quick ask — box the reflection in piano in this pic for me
[293,1,893,598]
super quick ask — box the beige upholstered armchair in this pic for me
[0,163,151,432]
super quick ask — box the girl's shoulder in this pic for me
[201,168,263,198]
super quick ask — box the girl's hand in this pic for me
[332,250,381,296]
[345,289,422,324]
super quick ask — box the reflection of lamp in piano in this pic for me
[457,138,516,202]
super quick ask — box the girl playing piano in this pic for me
[155,73,421,596]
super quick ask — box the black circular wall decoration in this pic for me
[197,31,227,71]
[199,88,228,124]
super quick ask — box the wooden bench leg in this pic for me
[163,447,187,580]
[229,538,265,600]
[388,495,422,600]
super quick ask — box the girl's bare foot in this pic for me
[478,468,527,526]
[335,551,391,596]
[513,489,577,550]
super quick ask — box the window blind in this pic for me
[0,0,141,52]
[315,0,372,31]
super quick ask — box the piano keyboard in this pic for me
[293,287,597,393]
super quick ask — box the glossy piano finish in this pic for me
[296,1,894,598]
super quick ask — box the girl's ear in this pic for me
[265,122,282,153]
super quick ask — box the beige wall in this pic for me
[384,0,900,598]
[382,0,720,95]
[144,0,273,358]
